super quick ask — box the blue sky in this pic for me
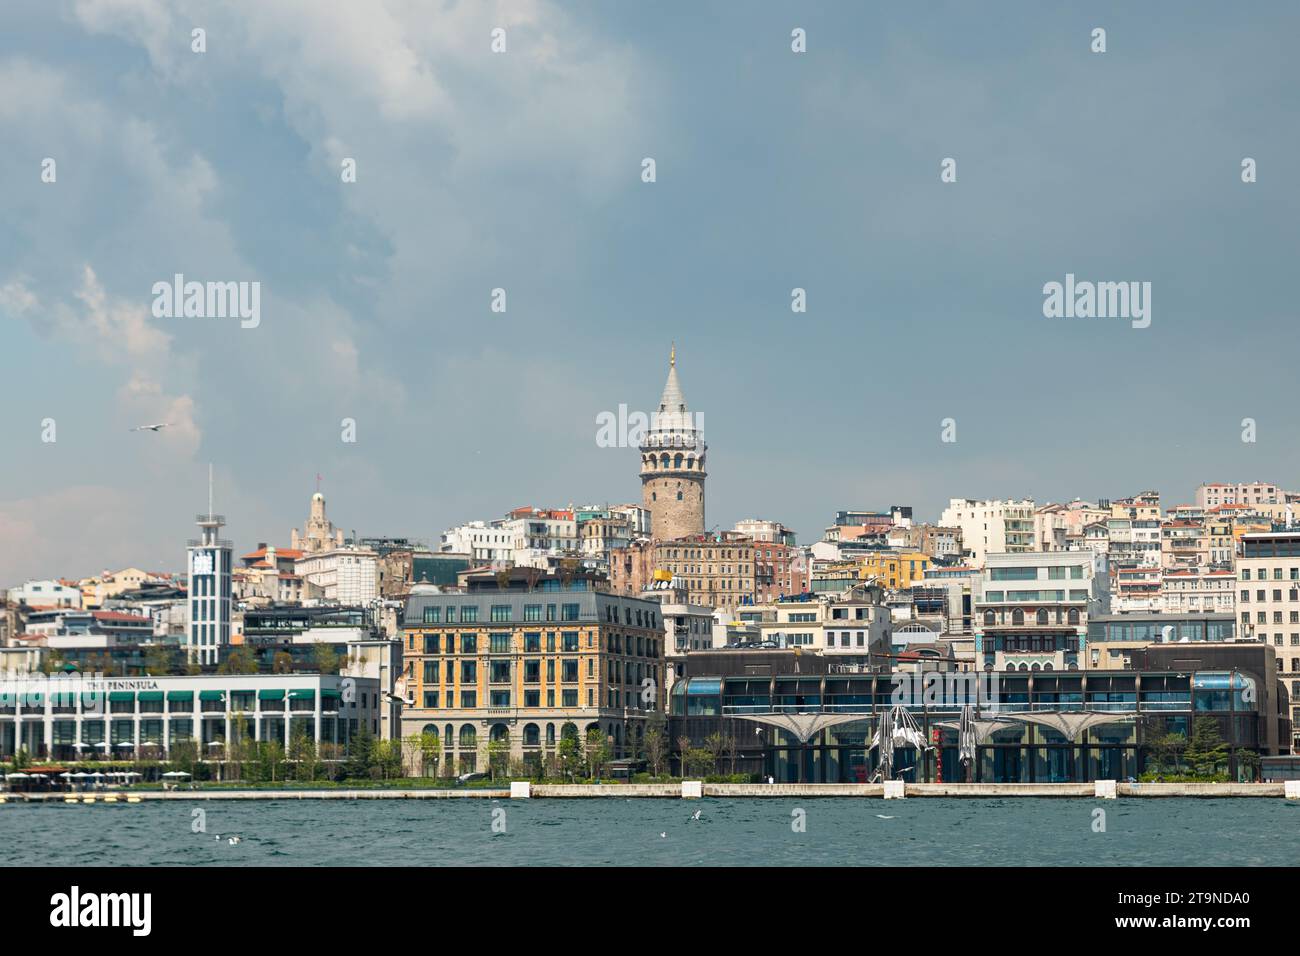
[2,1,1298,581]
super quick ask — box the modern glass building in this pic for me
[668,647,1287,783]
[0,673,378,762]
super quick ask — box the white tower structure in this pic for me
[186,465,232,665]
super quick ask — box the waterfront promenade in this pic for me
[3,781,1296,801]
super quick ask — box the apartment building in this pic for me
[973,552,1110,671]
[939,499,1036,566]
[1236,531,1300,727]
[399,568,665,769]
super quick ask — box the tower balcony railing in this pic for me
[195,514,226,524]
[187,539,234,549]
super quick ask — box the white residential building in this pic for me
[295,547,379,605]
[6,580,82,609]
[939,498,1036,566]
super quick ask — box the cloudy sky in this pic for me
[2,1,1298,583]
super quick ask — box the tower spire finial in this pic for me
[207,462,213,519]
[670,342,675,368]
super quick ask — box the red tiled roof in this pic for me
[242,546,304,560]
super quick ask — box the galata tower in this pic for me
[639,345,706,539]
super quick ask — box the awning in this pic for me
[257,689,285,701]
[198,690,225,701]
[108,691,135,702]
[288,689,314,700]
[138,691,164,702]
[166,691,194,702]
[321,689,341,699]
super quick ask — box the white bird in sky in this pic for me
[130,422,172,432]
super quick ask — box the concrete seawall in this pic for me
[2,781,1294,801]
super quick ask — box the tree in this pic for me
[557,725,582,781]
[643,714,669,778]
[1148,730,1188,776]
[272,651,293,675]
[585,728,611,781]
[685,748,714,777]
[345,724,375,780]
[257,740,286,782]
[409,730,440,778]
[1185,716,1229,779]
[676,735,693,779]
[143,644,175,676]
[289,732,320,781]
[703,732,726,776]
[311,641,340,675]
[486,737,511,782]
[219,646,259,675]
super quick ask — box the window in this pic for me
[562,632,579,652]
[524,632,541,652]
[460,691,477,708]
[461,661,477,682]
[489,633,510,653]
[461,634,478,653]
[562,603,580,621]
[422,606,440,624]
[562,659,579,682]
[422,661,439,683]
[460,606,478,623]
[524,604,542,622]
[490,605,511,623]
[423,692,439,708]
[423,635,439,653]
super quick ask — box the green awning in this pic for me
[321,689,341,699]
[288,689,314,700]
[199,690,225,701]
[166,690,193,702]
[138,691,164,702]
[257,689,285,701]
[109,691,135,702]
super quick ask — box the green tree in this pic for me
[289,732,320,781]
[406,730,440,778]
[557,725,582,781]
[486,736,511,781]
[143,644,174,676]
[1184,716,1230,779]
[344,724,375,779]
[257,740,286,782]
[219,646,259,675]
[585,728,611,780]
[643,714,669,778]
[272,651,293,675]
[311,641,340,675]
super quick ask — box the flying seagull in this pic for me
[130,423,172,432]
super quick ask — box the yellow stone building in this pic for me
[859,551,931,589]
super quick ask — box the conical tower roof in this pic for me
[643,344,702,447]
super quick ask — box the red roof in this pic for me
[241,546,304,560]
